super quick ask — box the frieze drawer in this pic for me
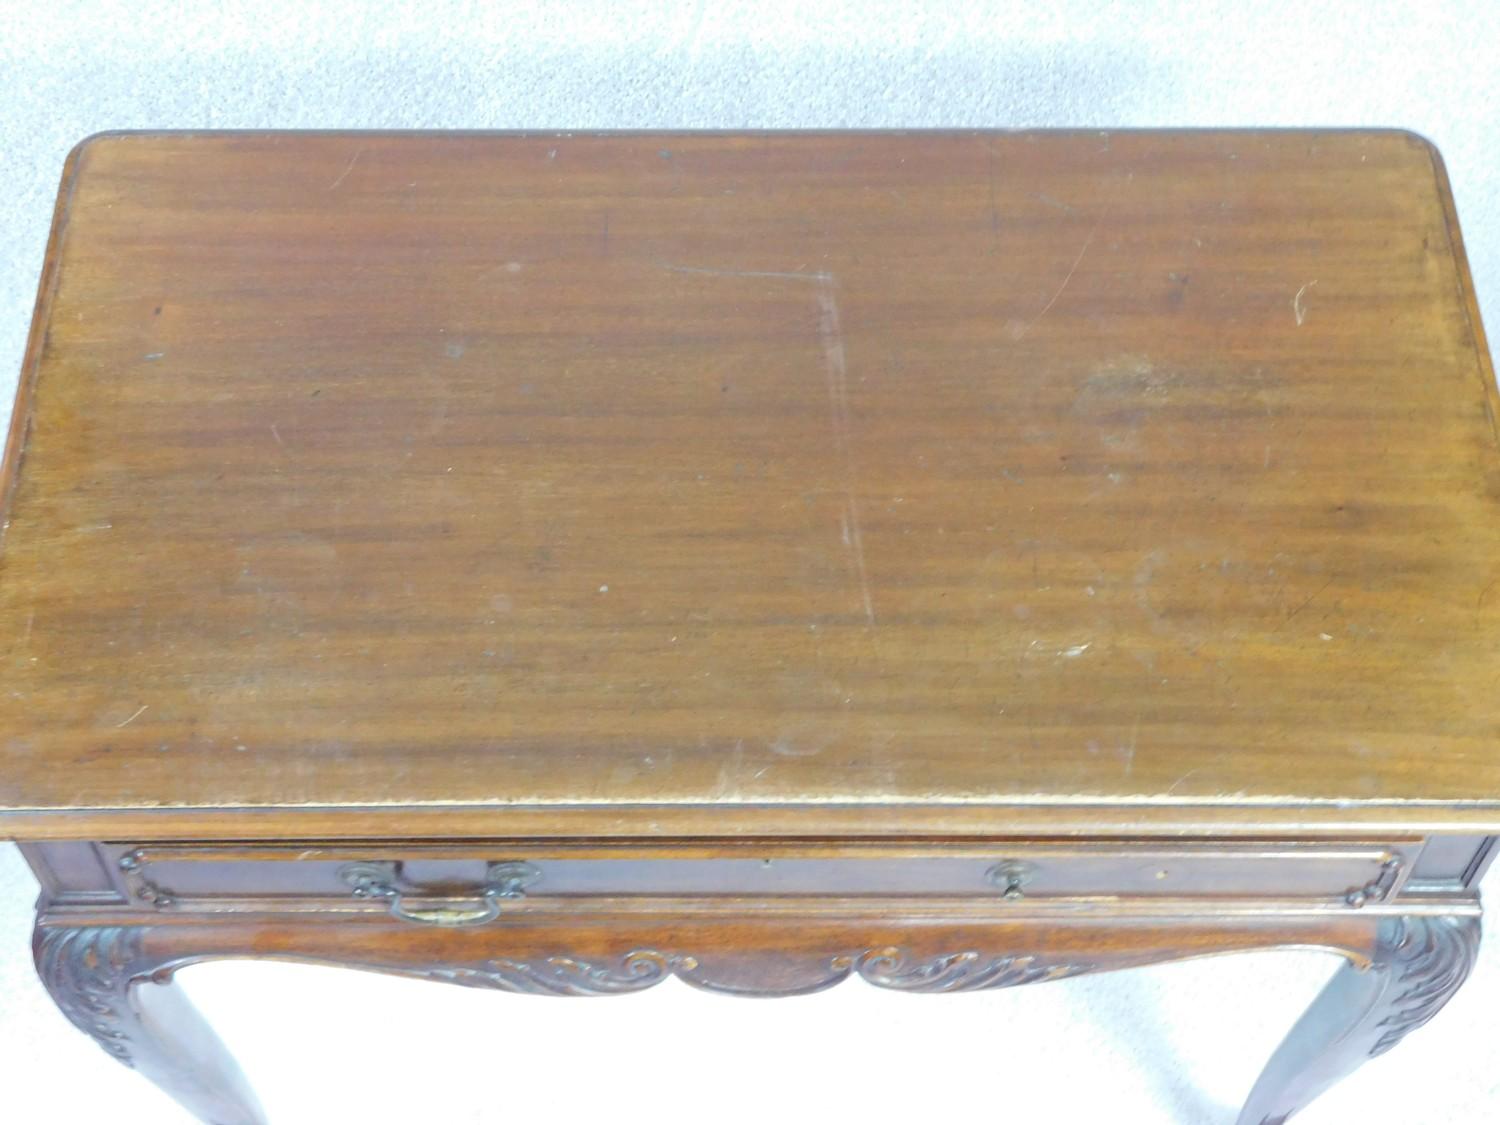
[96,841,1420,918]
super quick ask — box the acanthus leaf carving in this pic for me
[417,950,677,996]
[854,947,1095,992]
[1369,914,1481,1058]
[34,926,148,1067]
[388,947,1095,998]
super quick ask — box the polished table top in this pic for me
[2,129,1498,841]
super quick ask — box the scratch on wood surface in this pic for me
[1165,750,1236,796]
[1165,766,1205,796]
[328,146,365,191]
[269,423,285,446]
[817,278,876,625]
[662,262,833,283]
[1293,280,1317,326]
[1283,576,1334,626]
[714,738,748,799]
[1476,582,1500,627]
[116,704,148,729]
[1032,192,1076,214]
[1014,221,1100,339]
[667,259,873,623]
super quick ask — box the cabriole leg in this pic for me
[1237,912,1481,1125]
[33,924,265,1125]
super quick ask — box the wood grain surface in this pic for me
[2,130,1498,839]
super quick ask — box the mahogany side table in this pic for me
[2,130,1497,1124]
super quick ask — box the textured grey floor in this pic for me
[1,3,1497,1122]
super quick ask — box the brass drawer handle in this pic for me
[986,860,1037,900]
[339,861,541,926]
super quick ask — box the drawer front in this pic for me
[103,840,1417,916]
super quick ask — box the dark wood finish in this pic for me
[3,131,1495,1123]
[2,130,1499,840]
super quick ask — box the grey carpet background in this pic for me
[0,3,1496,1121]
